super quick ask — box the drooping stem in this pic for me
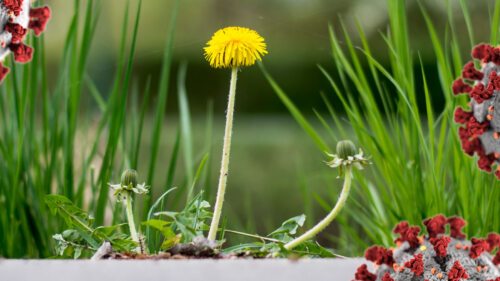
[125,192,140,252]
[284,166,353,250]
[208,67,239,241]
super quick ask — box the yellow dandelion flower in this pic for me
[204,26,267,69]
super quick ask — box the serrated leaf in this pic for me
[45,195,99,248]
[52,232,90,259]
[52,234,69,256]
[111,238,137,252]
[45,195,93,230]
[155,192,212,243]
[268,214,306,238]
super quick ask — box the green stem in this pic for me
[208,67,238,241]
[125,192,140,252]
[284,166,353,250]
[224,229,281,243]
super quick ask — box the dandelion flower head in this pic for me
[204,26,267,69]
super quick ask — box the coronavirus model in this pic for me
[0,0,51,82]
[353,215,500,281]
[453,43,500,179]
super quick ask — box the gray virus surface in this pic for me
[353,215,500,281]
[453,44,500,179]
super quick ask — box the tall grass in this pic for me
[0,0,213,258]
[1,0,498,259]
[262,0,500,255]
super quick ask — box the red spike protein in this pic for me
[354,215,500,281]
[453,43,500,179]
[0,0,51,82]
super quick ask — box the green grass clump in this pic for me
[0,0,208,258]
[262,0,500,255]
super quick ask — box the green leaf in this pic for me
[142,219,179,250]
[45,195,92,229]
[142,219,174,238]
[268,214,306,238]
[145,186,177,252]
[161,234,181,250]
[52,230,92,259]
[45,195,136,254]
[74,247,83,259]
[155,192,212,243]
[111,238,137,252]
[45,195,99,248]
[293,241,335,258]
[94,224,127,237]
[221,242,265,254]
[52,234,69,256]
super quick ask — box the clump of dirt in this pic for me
[92,237,257,260]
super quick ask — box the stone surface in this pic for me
[0,258,366,281]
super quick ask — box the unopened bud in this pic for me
[121,169,138,188]
[336,140,357,159]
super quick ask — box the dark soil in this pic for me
[104,251,254,260]
[96,237,260,260]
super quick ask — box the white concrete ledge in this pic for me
[0,258,366,281]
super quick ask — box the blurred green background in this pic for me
[34,0,497,254]
[45,0,492,114]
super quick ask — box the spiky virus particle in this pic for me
[452,43,500,179]
[353,215,500,281]
[0,0,51,82]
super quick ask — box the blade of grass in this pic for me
[144,0,180,217]
[259,63,330,153]
[177,62,195,203]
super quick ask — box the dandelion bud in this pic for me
[336,140,357,159]
[326,140,369,177]
[121,169,138,188]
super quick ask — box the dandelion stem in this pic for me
[125,192,140,252]
[208,67,238,241]
[284,166,352,250]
